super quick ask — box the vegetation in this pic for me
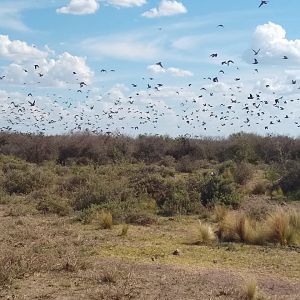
[0,132,299,298]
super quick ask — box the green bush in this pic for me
[279,162,300,195]
[200,175,240,208]
[37,196,71,216]
[3,167,48,195]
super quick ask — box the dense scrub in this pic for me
[0,132,299,165]
[0,133,299,250]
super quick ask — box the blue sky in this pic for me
[0,0,300,137]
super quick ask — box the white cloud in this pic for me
[167,67,193,77]
[106,0,147,7]
[57,0,100,15]
[247,22,300,64]
[172,35,203,50]
[0,35,48,62]
[142,0,187,18]
[147,64,193,77]
[81,35,161,61]
[147,64,167,74]
[45,52,94,86]
[0,35,94,88]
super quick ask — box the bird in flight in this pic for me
[252,49,261,55]
[259,1,269,8]
[156,62,164,68]
[28,100,35,106]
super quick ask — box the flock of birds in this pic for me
[0,0,299,137]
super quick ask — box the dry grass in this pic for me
[188,220,216,245]
[120,224,129,236]
[265,209,300,246]
[213,205,229,222]
[217,212,256,243]
[243,278,258,300]
[96,211,113,229]
[217,208,300,246]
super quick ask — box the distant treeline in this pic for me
[0,132,299,165]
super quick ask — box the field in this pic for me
[0,133,300,299]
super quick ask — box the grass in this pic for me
[188,220,216,245]
[120,224,129,236]
[217,209,300,246]
[92,221,300,280]
[0,200,300,299]
[243,278,258,300]
[97,211,113,229]
[265,209,300,246]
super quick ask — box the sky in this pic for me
[0,0,300,137]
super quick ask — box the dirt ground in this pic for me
[0,199,300,300]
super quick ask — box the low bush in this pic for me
[3,167,49,195]
[36,196,71,216]
[251,182,267,195]
[200,175,240,208]
[277,162,300,197]
[232,162,254,185]
[79,205,113,229]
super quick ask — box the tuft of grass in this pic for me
[101,270,117,284]
[96,211,113,229]
[120,224,129,236]
[188,220,216,245]
[243,278,257,300]
[217,212,260,244]
[213,205,228,222]
[265,209,299,246]
[217,209,300,246]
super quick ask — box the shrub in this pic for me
[175,155,195,173]
[36,196,71,216]
[270,187,285,200]
[200,175,240,208]
[72,177,129,211]
[161,182,191,216]
[251,182,267,195]
[78,205,112,229]
[232,162,253,185]
[125,212,157,226]
[3,167,48,195]
[278,162,300,196]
